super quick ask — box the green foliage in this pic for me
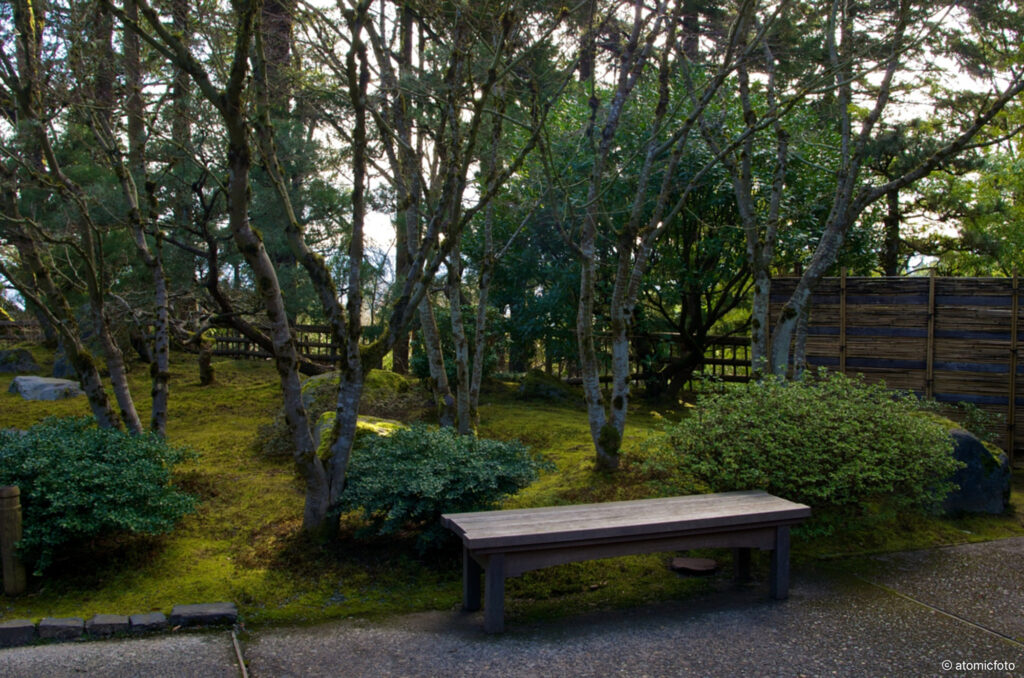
[340,425,547,551]
[0,417,198,575]
[649,372,962,536]
[410,305,500,383]
[917,399,1005,443]
[516,369,581,403]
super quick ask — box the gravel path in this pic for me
[3,537,1023,677]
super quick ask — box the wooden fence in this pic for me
[698,336,752,383]
[0,321,43,347]
[210,324,339,361]
[771,273,1022,459]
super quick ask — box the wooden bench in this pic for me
[441,490,811,632]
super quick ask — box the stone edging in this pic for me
[0,602,238,649]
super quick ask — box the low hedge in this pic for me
[0,417,197,574]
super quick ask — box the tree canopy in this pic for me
[1,0,1022,525]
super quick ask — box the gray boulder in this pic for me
[8,376,84,401]
[0,349,40,374]
[943,429,1011,515]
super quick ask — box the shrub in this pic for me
[649,371,961,536]
[340,424,547,551]
[0,417,198,574]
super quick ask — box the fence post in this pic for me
[926,270,936,399]
[1010,271,1019,467]
[0,485,27,596]
[839,268,847,375]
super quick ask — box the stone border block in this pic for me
[86,613,130,637]
[38,617,84,641]
[0,619,36,648]
[129,612,168,634]
[169,602,238,627]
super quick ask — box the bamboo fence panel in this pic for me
[771,274,1023,463]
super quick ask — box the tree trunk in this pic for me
[448,242,472,434]
[419,296,456,427]
[8,0,125,431]
[881,188,901,276]
[124,0,170,436]
[792,302,810,379]
[198,335,215,386]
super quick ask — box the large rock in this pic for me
[8,375,84,401]
[0,349,40,374]
[943,429,1011,515]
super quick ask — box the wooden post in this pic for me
[483,554,505,634]
[839,267,847,375]
[926,270,936,399]
[1009,271,1019,466]
[769,526,791,600]
[0,486,27,596]
[463,547,482,612]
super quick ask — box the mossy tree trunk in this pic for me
[572,0,748,470]
[701,34,787,379]
[419,296,457,428]
[447,238,472,434]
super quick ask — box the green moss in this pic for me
[363,369,409,395]
[517,370,580,403]
[2,348,1021,631]
[315,410,334,459]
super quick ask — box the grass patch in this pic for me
[1,352,1022,629]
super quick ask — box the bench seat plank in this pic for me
[442,490,810,551]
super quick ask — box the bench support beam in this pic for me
[484,554,505,634]
[770,526,790,600]
[463,547,482,612]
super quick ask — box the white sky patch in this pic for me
[364,211,396,252]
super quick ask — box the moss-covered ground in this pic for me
[1,348,1022,629]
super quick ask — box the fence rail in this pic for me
[697,336,751,383]
[0,321,43,347]
[210,324,339,361]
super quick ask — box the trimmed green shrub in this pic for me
[0,417,198,574]
[340,424,547,551]
[648,372,961,535]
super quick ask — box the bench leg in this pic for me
[484,553,505,633]
[463,547,482,612]
[733,547,752,583]
[770,526,790,600]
